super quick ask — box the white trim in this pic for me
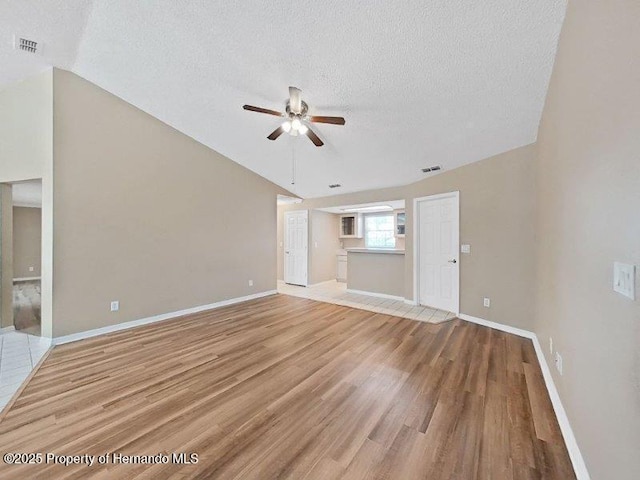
[458,313,590,480]
[458,313,535,339]
[413,191,460,315]
[12,202,41,208]
[13,276,41,282]
[0,326,16,334]
[52,290,277,345]
[404,299,418,306]
[530,335,591,479]
[345,288,404,302]
[284,209,309,287]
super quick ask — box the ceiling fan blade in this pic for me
[243,105,284,117]
[305,127,324,147]
[267,126,285,141]
[289,86,302,114]
[309,115,346,125]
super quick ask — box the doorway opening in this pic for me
[0,180,43,336]
[413,191,460,314]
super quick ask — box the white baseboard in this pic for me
[458,313,590,480]
[404,299,418,306]
[530,335,590,479]
[457,313,535,340]
[345,289,404,302]
[13,276,41,282]
[0,326,16,334]
[53,290,278,346]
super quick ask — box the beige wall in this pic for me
[0,185,13,328]
[277,205,285,280]
[534,1,640,478]
[0,70,52,182]
[347,252,404,298]
[52,70,288,337]
[279,144,537,330]
[309,210,340,285]
[13,207,42,279]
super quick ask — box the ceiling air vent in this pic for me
[329,184,341,189]
[14,35,43,55]
[421,165,442,173]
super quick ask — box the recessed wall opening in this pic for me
[0,179,43,336]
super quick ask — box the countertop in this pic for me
[345,248,405,255]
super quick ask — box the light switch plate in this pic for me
[613,262,636,300]
[461,244,471,254]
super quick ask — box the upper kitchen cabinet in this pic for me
[339,213,363,238]
[395,211,406,237]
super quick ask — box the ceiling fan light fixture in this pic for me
[243,87,344,147]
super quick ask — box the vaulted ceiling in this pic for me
[1,1,567,198]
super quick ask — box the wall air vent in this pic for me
[329,184,342,189]
[421,165,442,173]
[14,35,43,55]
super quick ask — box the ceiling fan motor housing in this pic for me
[285,100,309,117]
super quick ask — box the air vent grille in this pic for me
[329,184,341,189]
[14,35,42,54]
[421,165,442,173]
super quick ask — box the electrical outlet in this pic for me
[549,337,553,355]
[248,280,253,286]
[461,244,471,254]
[613,262,636,300]
[555,352,563,375]
[29,266,34,272]
[110,301,119,312]
[483,298,490,307]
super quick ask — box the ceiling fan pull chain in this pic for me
[291,141,296,185]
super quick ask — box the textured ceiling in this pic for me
[0,0,93,87]
[2,1,567,198]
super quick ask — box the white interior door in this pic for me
[284,210,308,286]
[416,193,459,313]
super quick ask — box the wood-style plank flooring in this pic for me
[0,294,575,479]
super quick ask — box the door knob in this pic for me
[448,259,457,263]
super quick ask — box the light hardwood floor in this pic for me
[0,294,575,479]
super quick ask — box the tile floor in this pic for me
[277,280,456,323]
[0,331,51,410]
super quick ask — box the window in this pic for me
[365,214,396,248]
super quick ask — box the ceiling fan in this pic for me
[243,87,345,147]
